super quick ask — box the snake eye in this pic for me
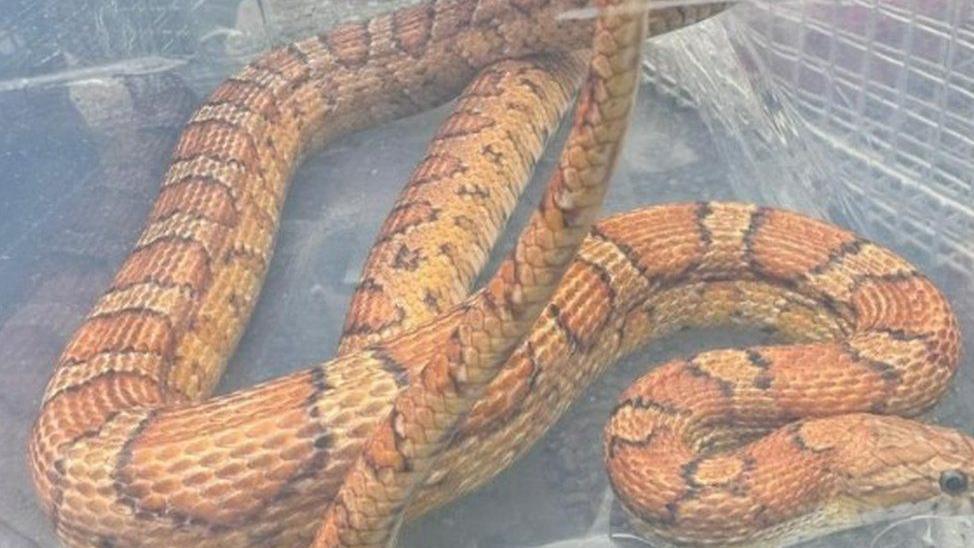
[939,470,969,495]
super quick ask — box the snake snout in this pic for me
[931,434,974,512]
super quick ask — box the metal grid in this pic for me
[741,0,974,278]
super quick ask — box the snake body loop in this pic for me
[27,1,971,547]
[313,3,649,543]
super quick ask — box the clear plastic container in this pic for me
[1,1,971,546]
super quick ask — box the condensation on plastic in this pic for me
[0,1,971,547]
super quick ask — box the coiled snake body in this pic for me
[27,1,972,546]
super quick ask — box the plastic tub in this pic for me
[1,1,971,546]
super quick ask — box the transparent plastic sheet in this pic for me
[0,1,971,547]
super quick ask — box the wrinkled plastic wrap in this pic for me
[0,1,971,546]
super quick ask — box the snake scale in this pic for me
[27,0,973,547]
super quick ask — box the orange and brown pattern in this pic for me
[313,3,649,544]
[337,52,588,355]
[602,204,967,545]
[25,0,970,547]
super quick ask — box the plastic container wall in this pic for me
[0,1,971,546]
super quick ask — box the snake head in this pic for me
[926,431,974,515]
[834,414,974,521]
